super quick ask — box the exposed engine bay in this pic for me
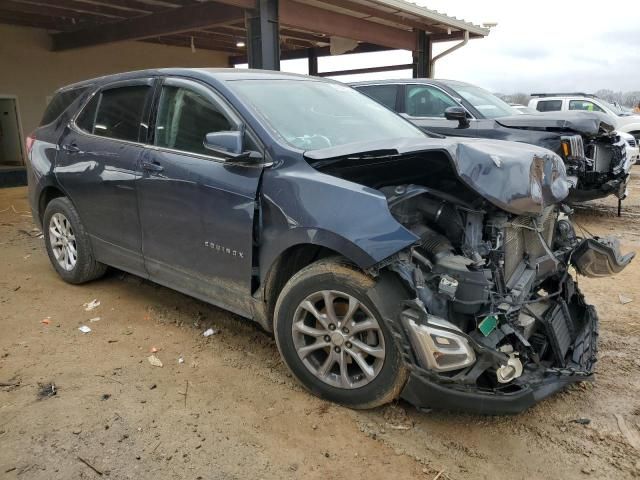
[559,132,630,202]
[311,146,635,413]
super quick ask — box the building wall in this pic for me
[0,23,229,144]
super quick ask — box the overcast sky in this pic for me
[278,0,640,94]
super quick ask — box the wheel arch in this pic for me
[255,235,377,332]
[38,184,68,225]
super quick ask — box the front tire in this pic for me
[274,258,408,409]
[43,197,107,284]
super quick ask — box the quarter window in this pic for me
[405,85,458,117]
[568,100,605,113]
[154,85,233,156]
[41,87,88,126]
[76,85,151,142]
[535,100,562,112]
[356,84,398,110]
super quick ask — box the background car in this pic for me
[619,131,640,164]
[528,93,640,141]
[510,104,538,114]
[351,79,631,203]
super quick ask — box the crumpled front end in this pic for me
[308,137,634,413]
[497,112,631,202]
[378,193,634,414]
[562,132,631,202]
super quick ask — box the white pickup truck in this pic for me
[528,94,640,163]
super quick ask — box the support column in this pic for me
[307,48,318,75]
[246,0,280,70]
[412,29,432,78]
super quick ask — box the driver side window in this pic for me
[154,84,233,156]
[405,85,458,118]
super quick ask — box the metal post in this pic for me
[308,48,318,75]
[413,29,432,78]
[246,0,280,70]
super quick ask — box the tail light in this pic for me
[25,133,36,158]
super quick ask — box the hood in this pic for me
[495,111,616,136]
[305,137,570,216]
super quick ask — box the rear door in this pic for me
[137,77,263,317]
[55,78,155,276]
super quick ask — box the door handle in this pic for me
[61,143,80,153]
[142,161,164,173]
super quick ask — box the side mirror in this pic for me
[203,131,244,158]
[444,106,470,128]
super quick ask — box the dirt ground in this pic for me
[1,169,640,480]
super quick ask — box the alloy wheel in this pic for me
[292,290,386,389]
[49,212,77,271]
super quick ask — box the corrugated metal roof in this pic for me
[370,0,488,35]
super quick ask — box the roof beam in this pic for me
[0,10,80,30]
[50,1,245,51]
[279,0,415,51]
[230,42,392,64]
[0,0,116,21]
[142,35,241,54]
[8,0,140,18]
[318,63,413,77]
[77,0,166,14]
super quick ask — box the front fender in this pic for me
[258,162,418,277]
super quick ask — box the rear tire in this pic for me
[274,258,408,409]
[43,197,107,284]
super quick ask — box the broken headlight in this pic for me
[402,310,476,372]
[561,135,586,159]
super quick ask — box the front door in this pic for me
[136,78,263,317]
[400,83,479,138]
[55,79,155,276]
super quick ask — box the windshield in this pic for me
[604,101,632,117]
[228,79,425,151]
[453,84,518,119]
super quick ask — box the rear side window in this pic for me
[356,84,398,110]
[535,100,562,112]
[76,85,151,142]
[40,87,88,125]
[154,84,233,156]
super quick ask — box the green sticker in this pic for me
[479,315,498,337]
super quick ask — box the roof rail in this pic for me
[530,92,597,98]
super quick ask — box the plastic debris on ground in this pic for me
[89,317,101,323]
[203,328,219,337]
[619,294,633,305]
[147,355,163,367]
[150,346,159,353]
[178,355,184,364]
[41,317,51,325]
[37,382,56,399]
[83,299,100,311]
[78,325,91,334]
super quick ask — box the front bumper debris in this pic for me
[389,285,599,415]
[573,236,635,277]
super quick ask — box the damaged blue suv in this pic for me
[27,69,634,414]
